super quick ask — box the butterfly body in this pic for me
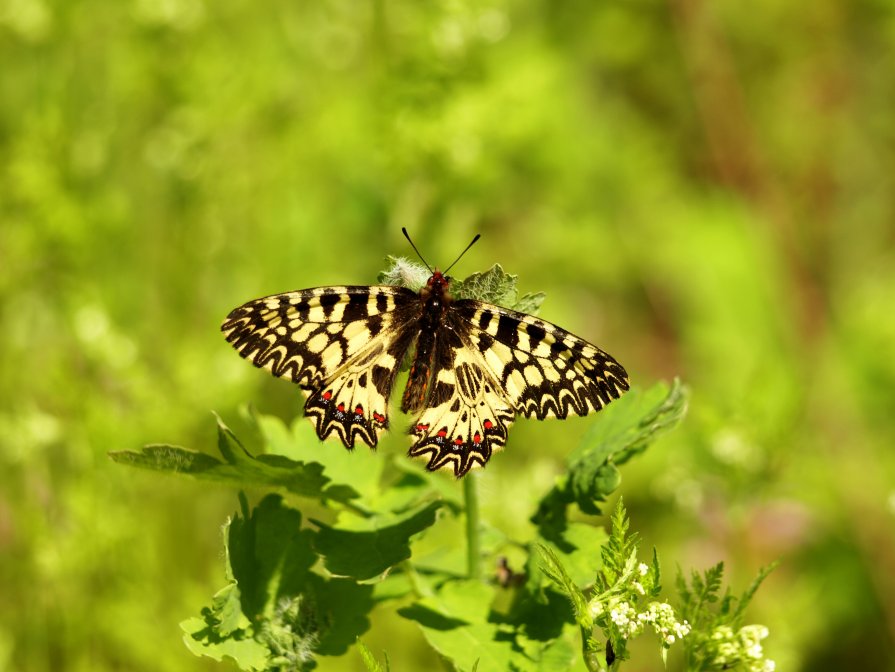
[222,268,629,476]
[401,270,452,414]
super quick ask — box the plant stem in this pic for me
[464,471,481,580]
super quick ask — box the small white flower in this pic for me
[587,599,604,620]
[633,581,645,595]
[638,563,649,576]
[610,602,633,627]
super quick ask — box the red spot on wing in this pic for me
[473,432,482,444]
[415,423,429,432]
[373,412,386,423]
[454,436,464,445]
[483,420,493,430]
[336,402,345,412]
[437,428,447,438]
[322,390,332,401]
[354,405,364,415]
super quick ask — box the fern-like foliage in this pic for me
[599,498,640,588]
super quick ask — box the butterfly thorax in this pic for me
[401,270,453,414]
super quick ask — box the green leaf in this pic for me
[450,264,545,313]
[677,561,726,628]
[532,380,688,539]
[185,494,376,669]
[450,263,518,304]
[732,561,779,625]
[648,547,662,597]
[210,582,252,636]
[254,413,380,504]
[181,615,270,671]
[572,378,688,467]
[110,416,359,505]
[539,522,608,588]
[398,579,545,672]
[535,544,589,626]
[568,380,687,513]
[512,291,546,315]
[600,498,640,586]
[311,576,376,656]
[357,640,389,672]
[312,501,442,580]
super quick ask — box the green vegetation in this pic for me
[3,0,894,669]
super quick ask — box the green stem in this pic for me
[464,471,481,580]
[582,627,604,672]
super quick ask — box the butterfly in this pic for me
[221,230,629,477]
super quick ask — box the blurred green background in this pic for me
[2,0,894,669]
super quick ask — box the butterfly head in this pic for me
[421,269,451,300]
[402,228,479,300]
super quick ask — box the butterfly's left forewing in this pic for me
[222,285,418,447]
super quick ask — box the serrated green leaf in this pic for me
[311,576,375,655]
[732,561,779,625]
[110,416,358,505]
[649,547,662,597]
[536,544,589,625]
[181,616,270,670]
[540,522,609,588]
[253,413,376,504]
[186,494,376,669]
[601,498,640,586]
[398,580,544,672]
[511,291,546,315]
[569,380,686,510]
[450,264,518,305]
[312,501,442,580]
[572,378,688,468]
[534,380,688,532]
[357,640,389,672]
[226,494,317,621]
[109,443,223,472]
[211,582,251,635]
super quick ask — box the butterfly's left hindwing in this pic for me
[222,285,417,447]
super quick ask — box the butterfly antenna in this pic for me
[443,233,481,275]
[402,227,433,272]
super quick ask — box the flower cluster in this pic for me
[590,596,691,647]
[709,624,775,672]
[638,601,691,647]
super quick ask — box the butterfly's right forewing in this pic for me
[222,285,419,447]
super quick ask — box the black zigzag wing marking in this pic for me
[221,285,417,389]
[407,319,515,477]
[449,300,630,420]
